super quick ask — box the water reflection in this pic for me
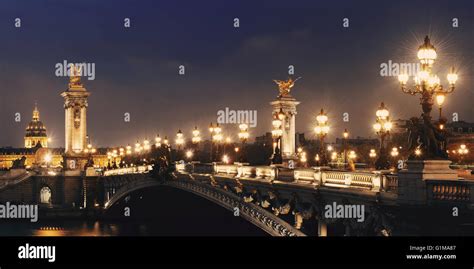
[0,186,268,236]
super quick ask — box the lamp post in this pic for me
[314,109,329,166]
[373,102,392,170]
[238,123,249,162]
[185,150,193,161]
[398,36,458,159]
[175,130,184,162]
[191,126,201,161]
[209,123,214,162]
[457,144,469,165]
[390,147,399,170]
[213,124,223,162]
[176,130,184,150]
[343,129,349,169]
[155,134,162,148]
[143,138,151,152]
[369,149,377,169]
[192,126,201,144]
[348,150,357,171]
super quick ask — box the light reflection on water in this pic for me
[0,186,269,236]
[0,220,149,236]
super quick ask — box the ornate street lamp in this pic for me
[238,123,249,162]
[192,126,201,144]
[373,102,392,170]
[155,134,162,148]
[212,124,223,161]
[185,150,193,160]
[369,149,377,169]
[348,150,357,160]
[314,109,329,166]
[271,112,283,164]
[398,36,458,159]
[134,140,142,153]
[143,138,151,151]
[299,151,307,167]
[435,93,446,130]
[175,129,184,149]
[209,122,215,161]
[457,144,469,165]
[390,147,399,170]
[343,128,349,169]
[190,126,201,161]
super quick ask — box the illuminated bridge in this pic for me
[100,162,474,236]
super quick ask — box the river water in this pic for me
[0,186,267,236]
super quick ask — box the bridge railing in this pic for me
[0,170,33,190]
[103,165,153,176]
[426,179,474,202]
[180,163,397,192]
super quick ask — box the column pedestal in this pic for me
[397,160,457,205]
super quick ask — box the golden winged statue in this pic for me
[69,65,83,88]
[273,77,301,98]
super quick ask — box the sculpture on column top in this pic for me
[273,77,301,98]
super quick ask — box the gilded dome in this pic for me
[25,104,47,138]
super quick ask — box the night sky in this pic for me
[0,0,472,148]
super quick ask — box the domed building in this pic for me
[24,103,49,148]
[1,76,115,172]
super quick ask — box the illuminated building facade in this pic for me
[0,71,115,171]
[24,104,49,148]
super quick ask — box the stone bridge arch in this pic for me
[102,175,305,237]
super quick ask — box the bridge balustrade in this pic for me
[255,166,277,180]
[182,163,393,192]
[237,166,256,178]
[293,168,318,183]
[214,164,239,175]
[322,171,383,191]
[426,180,474,202]
[103,165,153,176]
[193,163,214,174]
[384,174,399,193]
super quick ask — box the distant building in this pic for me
[295,132,306,148]
[24,104,49,148]
[335,136,379,147]
[391,119,408,134]
[0,102,112,170]
[446,121,474,164]
[255,132,273,147]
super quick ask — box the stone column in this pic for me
[270,96,300,167]
[61,82,91,175]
